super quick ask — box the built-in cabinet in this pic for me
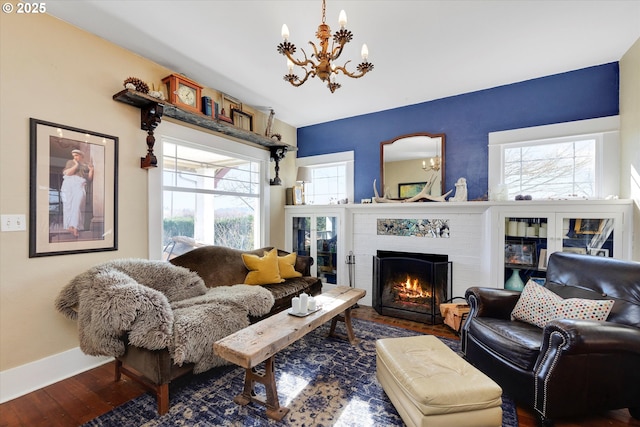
[497,212,623,283]
[284,207,345,285]
[496,209,625,287]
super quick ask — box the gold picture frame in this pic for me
[574,218,604,234]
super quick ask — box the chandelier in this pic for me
[277,0,374,93]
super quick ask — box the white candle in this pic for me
[291,297,301,314]
[300,293,309,312]
[308,297,317,311]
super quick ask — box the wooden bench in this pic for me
[214,286,366,420]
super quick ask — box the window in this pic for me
[503,137,596,199]
[488,117,620,200]
[297,151,354,205]
[304,164,347,205]
[149,121,269,260]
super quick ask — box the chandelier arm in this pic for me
[333,63,368,79]
[283,48,314,68]
[330,43,347,61]
[310,39,324,59]
[298,67,317,84]
[284,67,316,87]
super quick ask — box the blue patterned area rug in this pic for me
[83,318,518,426]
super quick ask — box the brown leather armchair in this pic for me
[462,252,640,425]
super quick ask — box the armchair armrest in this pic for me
[465,286,522,320]
[540,319,640,355]
[534,319,640,417]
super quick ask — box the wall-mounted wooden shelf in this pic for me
[113,89,294,172]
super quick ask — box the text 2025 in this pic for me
[17,3,46,13]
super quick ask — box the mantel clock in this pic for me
[162,74,203,114]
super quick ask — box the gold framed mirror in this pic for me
[380,132,445,199]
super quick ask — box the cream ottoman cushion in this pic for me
[376,335,502,427]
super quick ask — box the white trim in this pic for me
[488,116,619,145]
[488,116,620,199]
[296,151,354,166]
[0,348,111,404]
[149,120,271,259]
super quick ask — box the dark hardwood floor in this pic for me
[1,306,638,427]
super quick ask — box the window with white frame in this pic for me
[488,117,620,200]
[503,137,597,199]
[296,151,354,205]
[162,138,262,258]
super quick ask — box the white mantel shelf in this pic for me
[286,199,633,210]
[285,199,633,306]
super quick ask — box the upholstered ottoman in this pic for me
[376,335,502,427]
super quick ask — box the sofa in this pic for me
[462,252,640,425]
[56,245,322,414]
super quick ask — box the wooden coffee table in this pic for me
[213,285,366,420]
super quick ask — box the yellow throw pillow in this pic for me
[278,252,303,279]
[242,248,284,285]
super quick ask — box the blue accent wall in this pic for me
[296,63,619,201]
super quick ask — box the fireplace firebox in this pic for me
[373,250,451,324]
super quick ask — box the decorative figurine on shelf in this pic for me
[148,84,165,100]
[449,177,468,202]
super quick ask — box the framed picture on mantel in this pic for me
[398,182,426,199]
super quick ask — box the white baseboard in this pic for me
[0,347,112,404]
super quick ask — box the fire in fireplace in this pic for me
[373,250,451,324]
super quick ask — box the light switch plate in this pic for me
[1,214,27,231]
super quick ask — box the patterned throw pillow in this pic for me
[241,248,285,285]
[511,280,563,327]
[511,280,614,328]
[557,298,615,321]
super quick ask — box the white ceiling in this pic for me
[46,1,640,128]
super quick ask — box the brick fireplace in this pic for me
[373,250,451,324]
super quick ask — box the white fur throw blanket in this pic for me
[55,259,275,373]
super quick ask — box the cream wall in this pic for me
[620,37,640,260]
[0,11,296,377]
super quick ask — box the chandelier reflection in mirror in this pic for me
[277,0,374,93]
[422,156,441,172]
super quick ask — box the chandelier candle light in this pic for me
[277,0,374,93]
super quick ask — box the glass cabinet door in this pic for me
[504,216,549,289]
[558,216,616,258]
[315,216,338,284]
[291,216,311,257]
[290,214,340,284]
